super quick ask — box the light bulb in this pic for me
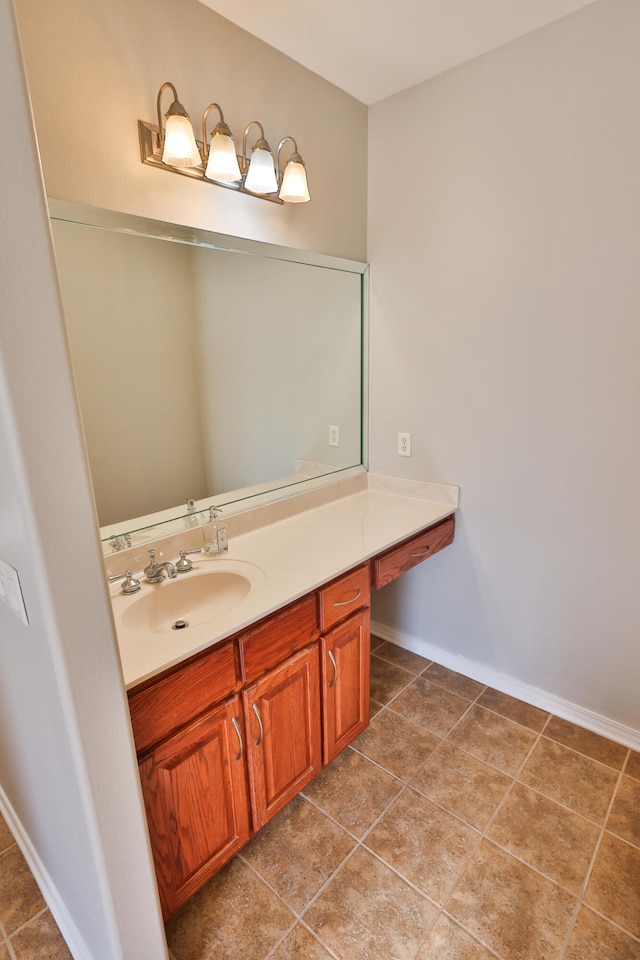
[162,114,201,168]
[244,147,278,194]
[279,159,310,203]
[205,132,241,183]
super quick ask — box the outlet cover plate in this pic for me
[398,432,411,457]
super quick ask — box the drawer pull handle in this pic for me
[410,546,431,558]
[231,716,243,761]
[252,703,264,747]
[333,588,361,608]
[328,650,338,688]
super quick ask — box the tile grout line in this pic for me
[556,748,632,960]
[293,919,342,960]
[350,680,497,960]
[381,676,640,956]
[0,919,17,960]
[441,907,511,960]
[301,778,405,845]
[437,911,505,960]
[255,772,452,959]
[430,714,552,959]
[477,712,551,839]
[364,654,616,951]
[240,833,362,956]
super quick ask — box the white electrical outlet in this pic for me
[329,425,340,447]
[0,557,29,626]
[398,432,411,457]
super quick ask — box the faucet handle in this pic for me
[108,570,141,594]
[176,548,201,573]
[144,549,158,577]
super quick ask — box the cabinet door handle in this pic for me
[252,703,264,747]
[231,716,243,761]
[328,650,338,688]
[333,588,361,608]
[410,546,431,558]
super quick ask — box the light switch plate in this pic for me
[0,558,29,626]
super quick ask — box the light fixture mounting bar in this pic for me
[138,120,284,204]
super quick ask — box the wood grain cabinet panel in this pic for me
[321,609,370,765]
[239,594,319,684]
[243,644,322,830]
[372,514,455,589]
[319,564,370,633]
[138,695,250,919]
[128,639,238,756]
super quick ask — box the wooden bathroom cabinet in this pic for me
[127,514,454,919]
[137,694,250,919]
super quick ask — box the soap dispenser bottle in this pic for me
[202,506,228,555]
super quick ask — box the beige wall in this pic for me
[52,221,207,526]
[3,1,367,957]
[0,1,168,957]
[369,0,640,738]
[191,247,362,492]
[15,0,367,261]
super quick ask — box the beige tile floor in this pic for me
[0,817,72,959]
[165,638,640,960]
[1,638,639,960]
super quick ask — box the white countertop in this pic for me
[110,482,457,691]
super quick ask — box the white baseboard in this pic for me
[0,785,93,960]
[371,620,640,752]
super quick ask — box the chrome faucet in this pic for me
[144,549,178,583]
[109,533,132,551]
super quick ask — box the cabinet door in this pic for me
[243,643,321,830]
[138,695,250,920]
[322,609,370,765]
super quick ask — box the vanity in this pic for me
[116,486,456,919]
[48,200,458,922]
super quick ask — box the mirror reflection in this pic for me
[49,204,366,547]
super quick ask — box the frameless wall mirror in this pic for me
[48,201,368,553]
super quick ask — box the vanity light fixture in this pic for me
[138,81,310,204]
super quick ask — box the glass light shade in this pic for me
[205,133,241,183]
[162,115,201,168]
[279,160,310,203]
[244,148,278,194]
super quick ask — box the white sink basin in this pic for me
[116,560,265,636]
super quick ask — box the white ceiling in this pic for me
[198,0,597,104]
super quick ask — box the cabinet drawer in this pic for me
[128,639,238,756]
[239,594,319,684]
[372,515,455,589]
[319,565,370,633]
